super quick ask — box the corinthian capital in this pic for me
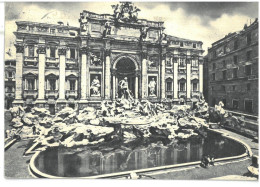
[15,44,24,53]
[79,46,89,55]
[58,48,67,56]
[37,46,46,54]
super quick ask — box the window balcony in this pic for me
[23,90,38,99]
[45,90,58,99]
[66,59,78,69]
[24,56,38,67]
[178,91,186,98]
[65,90,78,99]
[46,57,59,68]
[191,91,200,98]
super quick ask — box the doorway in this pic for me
[245,99,253,113]
[49,104,55,115]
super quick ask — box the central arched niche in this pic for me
[115,57,136,73]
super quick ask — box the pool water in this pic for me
[34,131,246,177]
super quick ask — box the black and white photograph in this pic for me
[3,1,259,181]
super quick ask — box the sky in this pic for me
[4,1,259,60]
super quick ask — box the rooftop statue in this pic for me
[112,2,140,23]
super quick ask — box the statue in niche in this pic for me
[118,77,134,100]
[90,76,101,96]
[90,53,102,66]
[148,78,157,96]
[103,22,111,37]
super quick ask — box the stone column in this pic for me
[135,75,138,99]
[186,57,191,100]
[104,49,111,99]
[57,47,66,101]
[112,72,116,100]
[13,44,24,106]
[79,47,88,100]
[199,59,203,94]
[141,52,147,99]
[173,57,179,101]
[161,54,166,100]
[36,46,46,100]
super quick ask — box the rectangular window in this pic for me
[193,43,196,48]
[28,79,35,90]
[233,68,238,78]
[193,82,198,91]
[179,58,185,67]
[213,51,216,58]
[180,42,184,47]
[70,49,75,59]
[50,47,56,58]
[233,100,239,110]
[245,100,253,113]
[29,26,34,31]
[166,82,172,91]
[232,85,236,91]
[222,70,227,80]
[213,63,216,70]
[245,65,252,76]
[70,80,76,90]
[192,60,198,67]
[180,82,185,91]
[247,33,251,45]
[28,46,34,57]
[247,83,251,91]
[212,73,215,81]
[246,50,252,61]
[234,40,238,50]
[223,60,226,68]
[233,55,238,64]
[8,71,13,78]
[49,79,56,90]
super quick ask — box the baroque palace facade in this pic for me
[207,19,258,115]
[12,2,204,113]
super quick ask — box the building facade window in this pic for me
[234,40,238,50]
[233,55,238,64]
[193,82,198,91]
[222,70,227,80]
[232,85,236,91]
[233,99,239,109]
[179,58,186,67]
[70,48,76,59]
[246,50,252,61]
[212,73,215,81]
[166,81,172,91]
[49,79,56,90]
[69,80,76,90]
[180,42,184,47]
[245,65,252,76]
[179,82,186,91]
[50,29,55,34]
[247,83,251,91]
[27,79,36,90]
[50,47,56,58]
[245,99,253,113]
[193,43,196,48]
[223,60,226,68]
[247,33,251,45]
[233,68,238,78]
[212,63,216,70]
[28,45,34,57]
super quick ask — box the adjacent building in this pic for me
[5,59,16,109]
[207,19,258,115]
[11,2,204,113]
